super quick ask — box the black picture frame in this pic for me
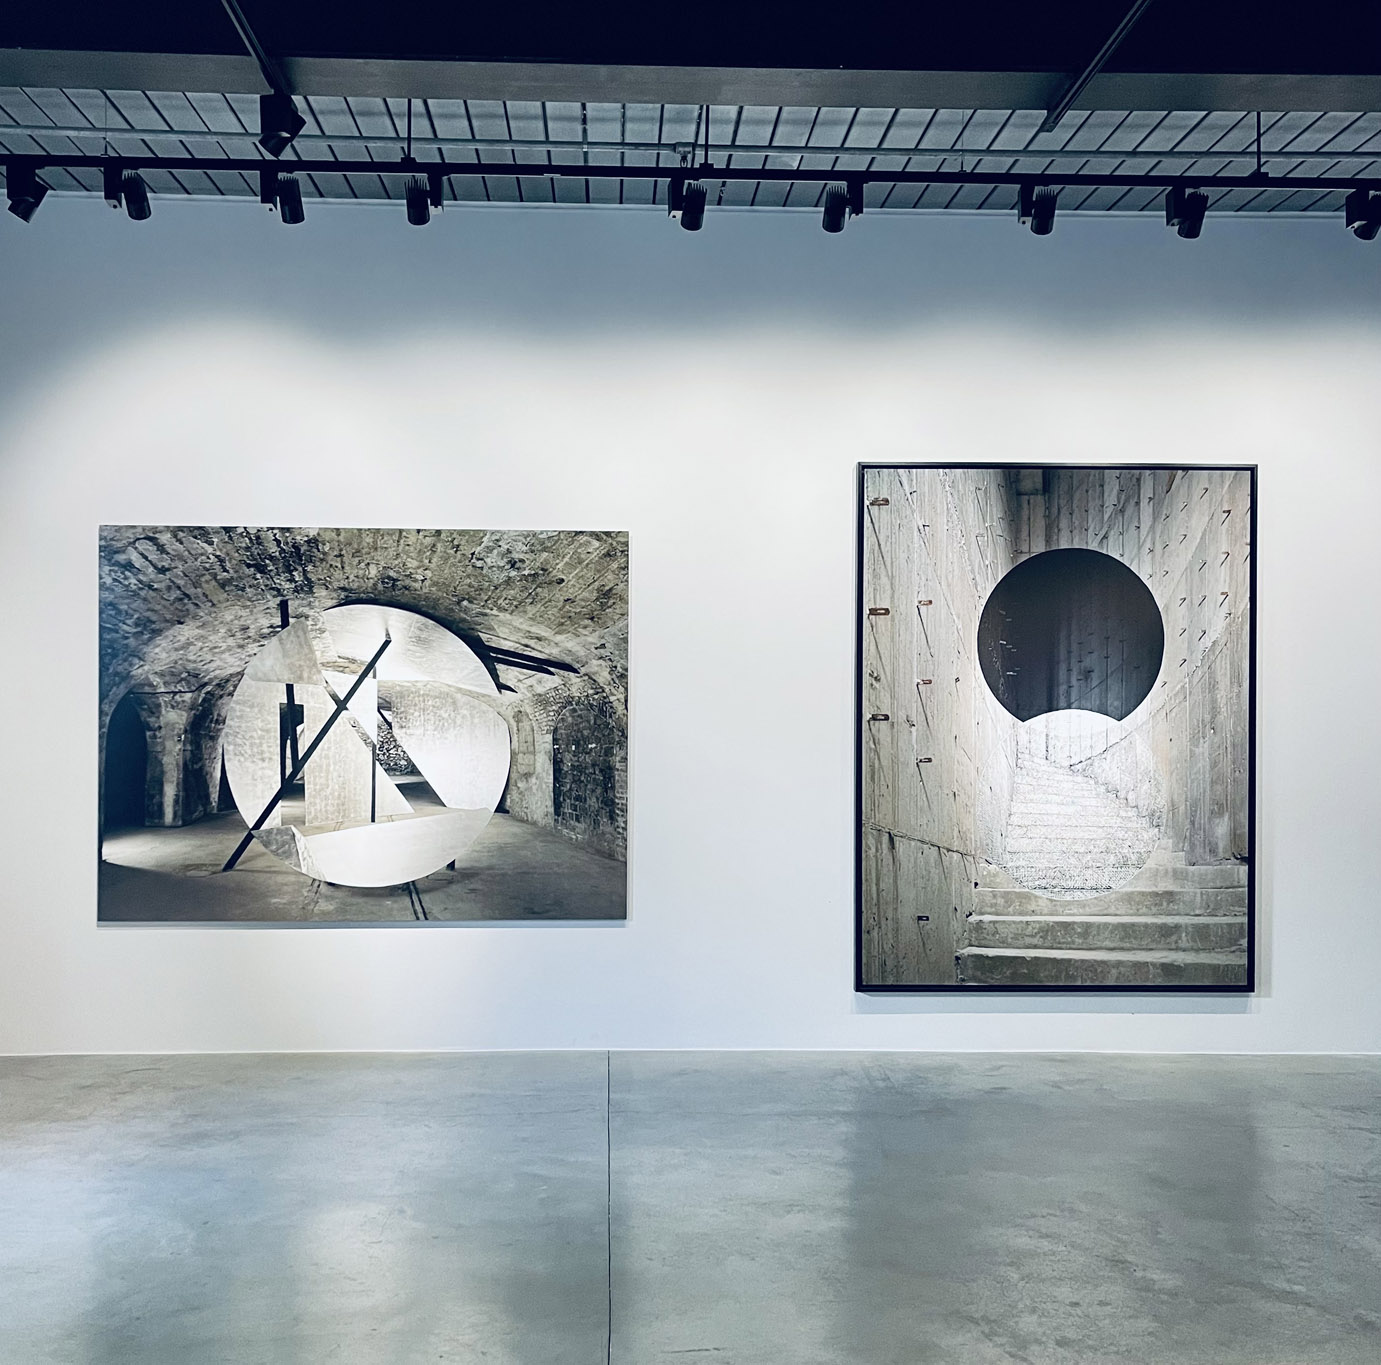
[854,463,1257,994]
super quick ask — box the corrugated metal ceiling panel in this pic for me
[2,89,1380,214]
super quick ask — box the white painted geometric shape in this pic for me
[300,684,375,828]
[373,763,414,817]
[223,606,511,887]
[318,604,497,695]
[296,808,495,887]
[242,618,324,685]
[221,677,287,830]
[387,681,510,811]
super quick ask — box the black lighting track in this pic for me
[6,154,1381,197]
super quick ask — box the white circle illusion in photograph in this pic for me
[995,709,1166,899]
[221,604,510,887]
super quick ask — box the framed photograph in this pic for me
[99,526,628,924]
[855,465,1255,992]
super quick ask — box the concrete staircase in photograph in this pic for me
[959,849,1249,986]
[998,754,1162,898]
[958,747,1249,986]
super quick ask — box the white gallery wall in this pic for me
[1,197,1379,1054]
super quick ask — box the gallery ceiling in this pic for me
[3,2,1381,219]
[4,2,1379,81]
[5,91,1381,217]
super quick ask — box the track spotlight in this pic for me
[822,185,849,233]
[258,91,306,158]
[821,178,865,233]
[259,168,305,224]
[5,159,48,223]
[122,173,152,221]
[103,164,151,220]
[666,174,706,231]
[405,177,431,226]
[1345,188,1381,240]
[1017,183,1057,235]
[667,174,706,230]
[1165,185,1208,239]
[679,182,707,231]
[403,172,445,225]
[276,175,305,224]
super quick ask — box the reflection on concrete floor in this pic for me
[4,1053,1379,1364]
[99,812,625,923]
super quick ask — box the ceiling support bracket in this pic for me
[218,0,291,96]
[1039,0,1159,134]
[218,0,306,155]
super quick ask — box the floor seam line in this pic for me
[605,1048,613,1365]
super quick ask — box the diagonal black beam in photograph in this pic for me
[492,658,554,676]
[221,633,392,872]
[486,646,581,674]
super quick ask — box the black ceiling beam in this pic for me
[1040,0,1159,134]
[5,50,1381,114]
[6,153,1375,195]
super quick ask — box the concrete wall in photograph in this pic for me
[860,467,1022,986]
[1039,468,1252,865]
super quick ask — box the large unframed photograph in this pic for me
[99,527,628,923]
[856,466,1255,991]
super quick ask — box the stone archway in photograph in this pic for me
[102,690,148,832]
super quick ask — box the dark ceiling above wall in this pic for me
[4,2,1381,222]
[4,1,1380,76]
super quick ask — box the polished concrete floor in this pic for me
[1,1053,1378,1364]
[100,812,626,921]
